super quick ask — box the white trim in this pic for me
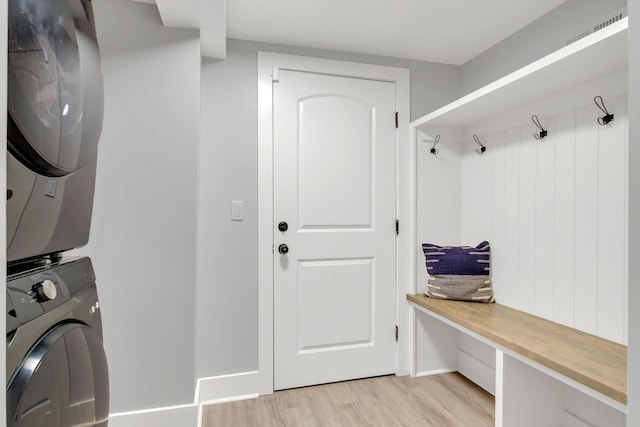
[196,371,259,404]
[414,368,457,377]
[495,350,504,427]
[108,371,259,427]
[257,52,412,395]
[110,403,197,419]
[108,405,198,427]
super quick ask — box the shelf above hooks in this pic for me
[410,19,627,131]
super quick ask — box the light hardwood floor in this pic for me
[202,373,494,426]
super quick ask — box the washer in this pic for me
[6,0,103,263]
[6,257,109,427]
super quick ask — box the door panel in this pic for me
[297,258,373,352]
[274,69,396,390]
[298,95,373,229]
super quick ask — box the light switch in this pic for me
[231,201,244,221]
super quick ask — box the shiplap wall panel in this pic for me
[518,122,538,314]
[553,110,576,328]
[461,142,484,245]
[596,97,627,343]
[489,131,506,311]
[503,127,521,309]
[573,105,600,335]
[461,95,627,344]
[535,116,556,320]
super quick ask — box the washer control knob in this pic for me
[32,280,58,302]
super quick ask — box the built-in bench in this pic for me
[407,294,627,425]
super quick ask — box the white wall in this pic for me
[415,127,463,284]
[627,0,639,424]
[460,90,628,345]
[1,1,7,425]
[197,39,462,379]
[460,0,628,95]
[80,0,200,413]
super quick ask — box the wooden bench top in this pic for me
[407,294,627,405]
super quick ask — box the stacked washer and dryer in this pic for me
[5,1,109,426]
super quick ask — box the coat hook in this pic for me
[430,135,440,155]
[473,135,486,155]
[594,96,614,125]
[532,115,548,140]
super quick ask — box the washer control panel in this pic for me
[6,257,96,334]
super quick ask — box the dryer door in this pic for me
[7,0,103,177]
[6,323,109,427]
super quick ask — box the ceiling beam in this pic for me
[129,0,226,59]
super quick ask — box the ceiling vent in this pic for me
[565,6,627,46]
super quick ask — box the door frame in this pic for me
[257,52,413,395]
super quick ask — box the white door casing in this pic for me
[273,70,396,389]
[258,52,413,395]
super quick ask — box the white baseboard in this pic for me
[414,368,457,377]
[109,404,198,427]
[197,370,259,405]
[108,371,260,427]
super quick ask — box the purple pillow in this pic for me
[422,241,490,276]
[421,241,494,303]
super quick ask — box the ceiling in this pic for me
[135,0,568,65]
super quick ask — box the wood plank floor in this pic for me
[202,373,494,426]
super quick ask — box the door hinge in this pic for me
[272,67,280,83]
[395,325,399,342]
[395,112,398,128]
[395,219,399,236]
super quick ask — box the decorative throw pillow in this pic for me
[421,241,495,303]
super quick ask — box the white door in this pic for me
[273,69,397,390]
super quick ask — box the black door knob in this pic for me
[278,221,288,232]
[278,244,289,255]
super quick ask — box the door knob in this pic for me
[278,221,289,232]
[278,244,289,255]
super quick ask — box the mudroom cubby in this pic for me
[410,17,628,427]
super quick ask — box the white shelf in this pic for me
[412,18,628,131]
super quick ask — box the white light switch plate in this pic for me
[231,201,244,221]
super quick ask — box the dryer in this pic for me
[7,0,104,263]
[6,257,109,427]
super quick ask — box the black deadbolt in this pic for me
[278,221,288,232]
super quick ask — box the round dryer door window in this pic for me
[6,323,109,427]
[7,0,104,177]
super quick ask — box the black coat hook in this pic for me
[532,115,548,140]
[594,96,614,125]
[473,135,486,155]
[430,135,440,155]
